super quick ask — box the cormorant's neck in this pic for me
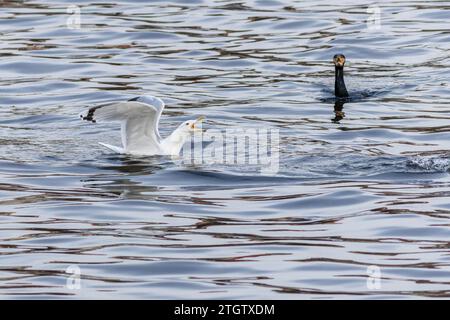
[334,66,349,98]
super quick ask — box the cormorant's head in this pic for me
[333,54,346,68]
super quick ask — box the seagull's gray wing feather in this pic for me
[80,95,165,153]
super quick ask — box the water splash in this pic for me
[407,156,450,173]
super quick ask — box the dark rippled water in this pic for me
[1,0,450,299]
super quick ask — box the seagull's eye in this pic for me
[186,123,190,126]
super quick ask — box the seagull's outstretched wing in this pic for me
[80,95,165,153]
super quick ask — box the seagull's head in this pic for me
[179,116,205,134]
[164,116,206,155]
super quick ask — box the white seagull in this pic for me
[79,95,204,156]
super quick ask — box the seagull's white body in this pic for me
[80,95,202,156]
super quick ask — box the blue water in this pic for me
[0,0,449,299]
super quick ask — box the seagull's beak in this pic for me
[191,116,205,132]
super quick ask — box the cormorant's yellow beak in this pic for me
[333,56,346,67]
